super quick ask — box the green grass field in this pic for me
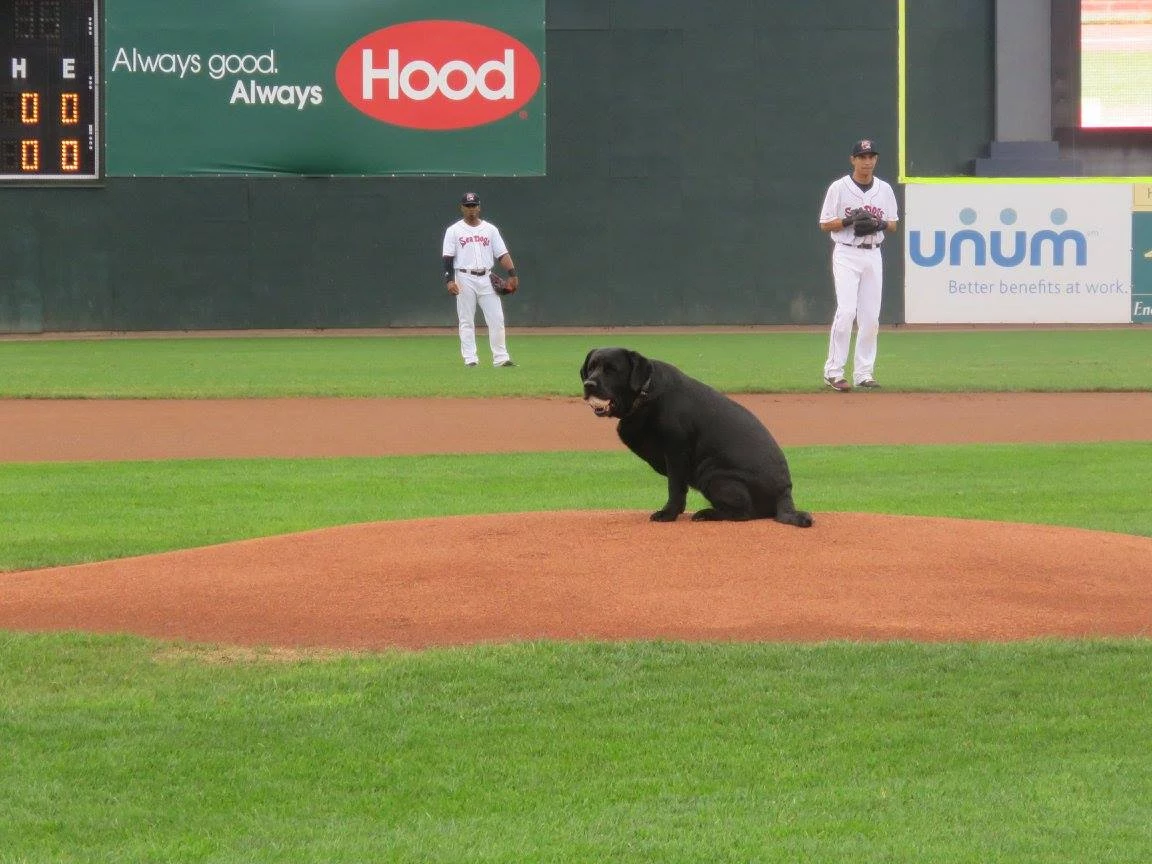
[4,635,1149,864]
[3,443,1150,571]
[2,329,1150,862]
[0,328,1149,396]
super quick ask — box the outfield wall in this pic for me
[8,0,1112,333]
[0,0,916,332]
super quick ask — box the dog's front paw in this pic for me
[690,508,720,521]
[650,509,680,522]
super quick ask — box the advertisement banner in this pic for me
[104,0,545,176]
[1132,184,1152,324]
[904,184,1133,324]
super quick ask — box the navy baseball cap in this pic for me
[460,192,481,206]
[851,139,879,156]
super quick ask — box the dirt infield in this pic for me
[2,393,1150,648]
[3,392,1151,461]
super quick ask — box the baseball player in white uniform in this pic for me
[818,139,899,391]
[442,191,520,367]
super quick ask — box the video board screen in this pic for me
[1080,0,1152,128]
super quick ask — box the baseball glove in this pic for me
[849,208,885,236]
[490,273,516,295]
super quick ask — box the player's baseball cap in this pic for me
[460,192,481,206]
[851,139,879,156]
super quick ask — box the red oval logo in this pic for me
[335,20,542,130]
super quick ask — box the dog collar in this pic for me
[624,374,653,417]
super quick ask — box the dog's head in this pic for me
[580,348,654,418]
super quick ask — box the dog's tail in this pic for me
[777,509,814,528]
[775,492,814,528]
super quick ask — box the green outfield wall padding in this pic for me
[904,1,996,177]
[0,0,931,332]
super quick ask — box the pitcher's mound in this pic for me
[2,512,1149,649]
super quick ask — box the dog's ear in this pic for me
[580,349,596,382]
[627,350,653,392]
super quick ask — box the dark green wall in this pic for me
[2,0,983,333]
[905,2,996,177]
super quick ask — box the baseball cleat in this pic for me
[498,360,516,367]
[857,378,881,389]
[465,361,478,367]
[824,376,851,392]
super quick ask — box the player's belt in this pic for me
[838,241,880,250]
[457,268,489,275]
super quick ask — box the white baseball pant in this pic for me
[824,245,882,385]
[454,272,510,366]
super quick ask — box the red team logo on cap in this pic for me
[335,20,543,130]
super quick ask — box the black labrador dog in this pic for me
[581,347,813,526]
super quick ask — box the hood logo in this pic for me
[910,207,1088,268]
[335,20,542,130]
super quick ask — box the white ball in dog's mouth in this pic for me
[585,396,612,413]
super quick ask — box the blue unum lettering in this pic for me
[1029,230,1086,266]
[909,230,945,266]
[909,209,1088,267]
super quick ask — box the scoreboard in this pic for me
[1,0,99,181]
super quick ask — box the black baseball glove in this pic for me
[848,208,886,236]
